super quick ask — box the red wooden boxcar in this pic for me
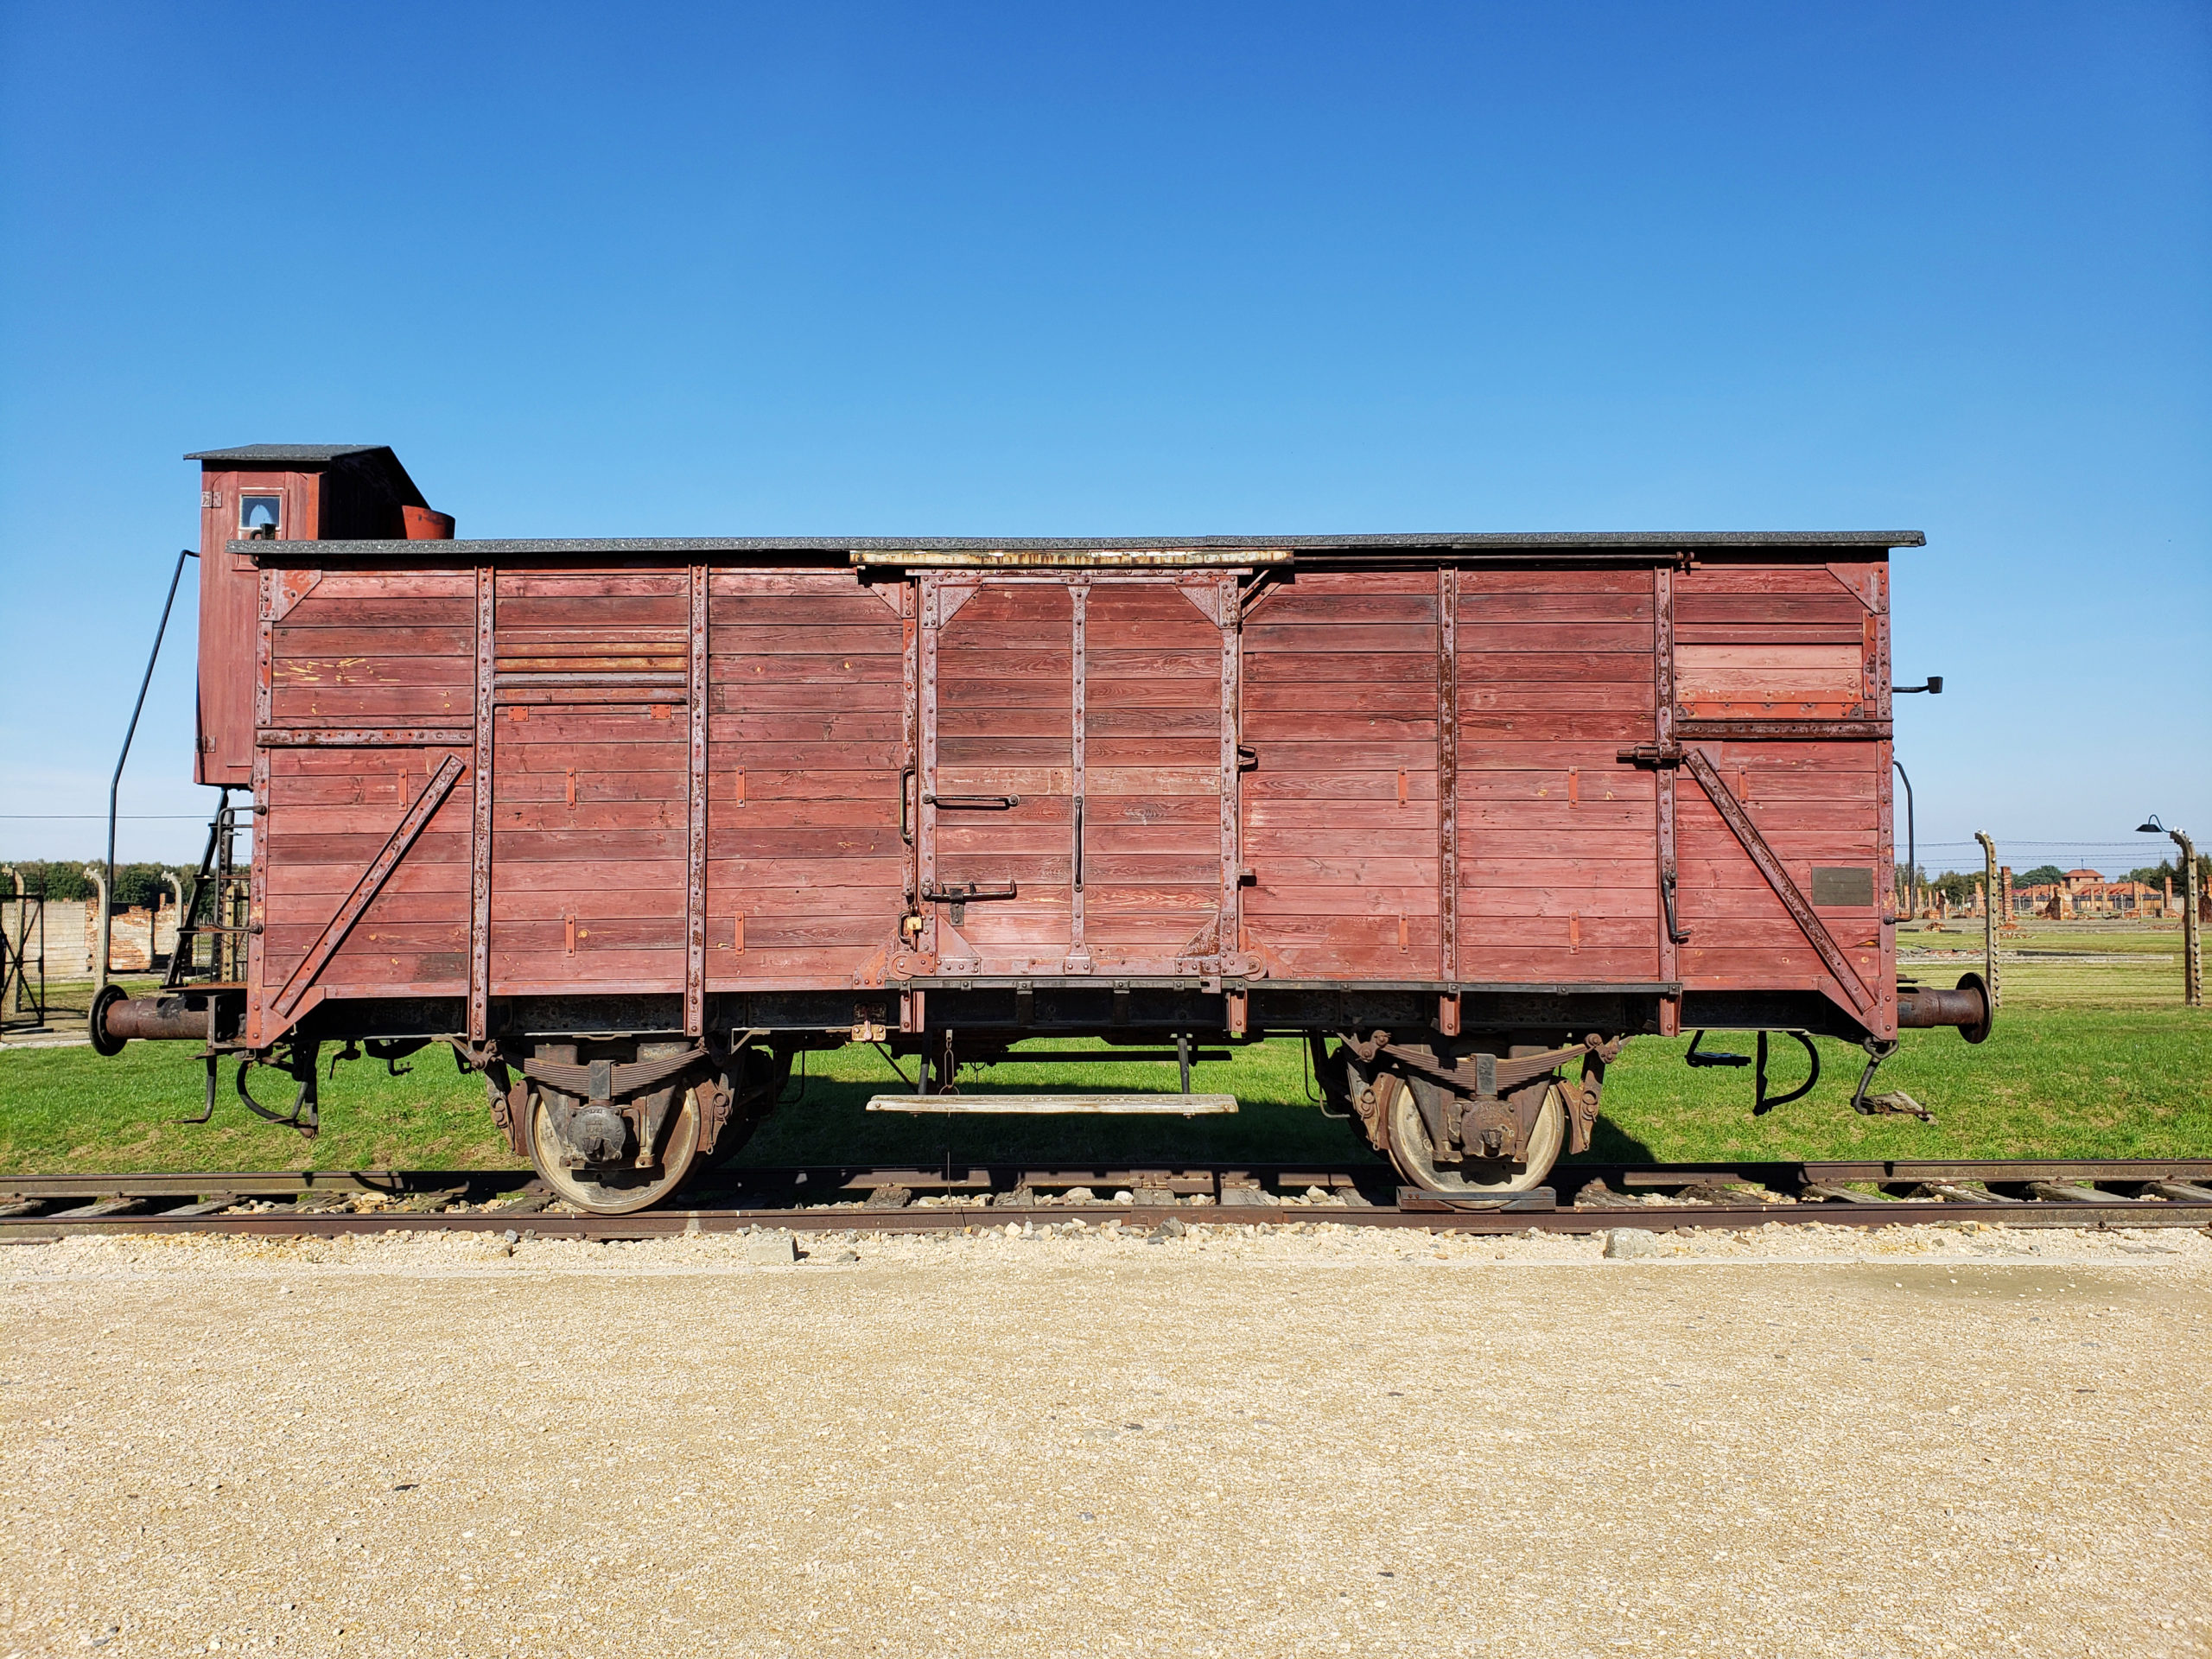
[94,446,1990,1211]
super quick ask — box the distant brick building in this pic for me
[2010,868,2169,919]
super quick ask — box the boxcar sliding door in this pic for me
[915,572,1243,978]
[485,569,695,1005]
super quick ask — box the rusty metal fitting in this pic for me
[90,988,212,1055]
[1894,973,1993,1044]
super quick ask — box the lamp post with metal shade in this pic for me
[2138,816,2202,1008]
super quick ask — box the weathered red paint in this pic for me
[204,452,1923,1056]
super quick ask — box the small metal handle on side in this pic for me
[1073,796,1084,890]
[923,793,1021,810]
[1662,868,1692,944]
[899,765,915,846]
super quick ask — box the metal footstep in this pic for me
[865,1093,1237,1116]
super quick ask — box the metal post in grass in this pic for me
[2139,817,2202,1007]
[1974,831,2000,1012]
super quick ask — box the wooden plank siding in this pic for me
[1240,572,1442,978]
[1669,560,1890,1028]
[238,546,1897,1043]
[1452,569,1660,982]
[706,572,907,983]
[257,569,476,1007]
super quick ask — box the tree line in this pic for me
[1,861,193,909]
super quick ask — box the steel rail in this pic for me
[3,1160,2210,1242]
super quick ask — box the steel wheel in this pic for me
[527,1086,702,1216]
[1384,1075,1566,1194]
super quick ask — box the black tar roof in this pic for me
[186,444,396,463]
[243,530,1924,559]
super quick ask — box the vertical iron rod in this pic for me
[1891,760,1916,921]
[100,550,196,992]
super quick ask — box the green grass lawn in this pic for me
[3,936,2204,1175]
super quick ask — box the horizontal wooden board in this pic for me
[1459,802,1656,831]
[715,655,905,693]
[1460,887,1663,919]
[706,826,903,858]
[1460,592,1656,624]
[938,736,1081,766]
[494,595,687,629]
[1677,564,1863,596]
[316,954,469,988]
[1454,948,1659,980]
[1253,592,1439,625]
[264,829,469,868]
[494,802,686,832]
[1458,772,1656,802]
[1459,714,1656,746]
[703,594,907,626]
[1245,801,1437,831]
[1458,652,1656,685]
[1673,595,1866,628]
[1243,772,1436,803]
[270,687,471,721]
[709,570,890,599]
[1463,569,1658,594]
[1262,571,1441,596]
[1250,883,1439,917]
[496,571,689,598]
[1246,855,1437,885]
[707,624,906,655]
[712,711,910,745]
[1459,856,1655,884]
[277,599,474,632]
[272,655,472,690]
[494,716,690,747]
[1460,682,1655,714]
[1242,623,1438,655]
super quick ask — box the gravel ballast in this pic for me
[5,1221,2209,1657]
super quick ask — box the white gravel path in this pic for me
[5,1220,2209,1658]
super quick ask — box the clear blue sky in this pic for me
[3,0,2206,875]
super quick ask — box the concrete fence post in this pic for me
[84,864,111,994]
[1974,831,2000,1013]
[2174,830,2202,1009]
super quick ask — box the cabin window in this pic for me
[239,494,283,537]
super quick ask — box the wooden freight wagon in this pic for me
[94,445,1991,1212]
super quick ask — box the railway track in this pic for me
[4,1159,2210,1241]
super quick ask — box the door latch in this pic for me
[920,880,1019,925]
